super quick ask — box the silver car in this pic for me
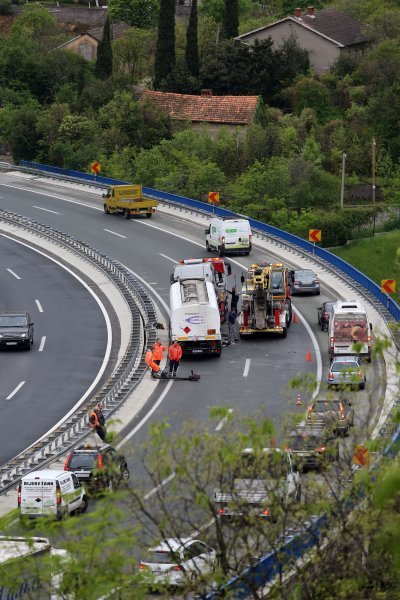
[290,270,320,295]
[328,357,366,389]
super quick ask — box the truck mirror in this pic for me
[102,192,106,198]
[227,265,232,276]
[370,323,373,331]
[205,228,209,234]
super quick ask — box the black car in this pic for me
[64,444,130,492]
[317,301,336,331]
[287,426,339,471]
[290,270,320,295]
[0,312,34,350]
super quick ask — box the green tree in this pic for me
[108,0,159,29]
[154,0,176,89]
[8,107,41,162]
[185,0,199,77]
[113,28,155,83]
[221,0,239,40]
[95,16,113,80]
[11,4,60,52]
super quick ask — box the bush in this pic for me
[0,0,12,16]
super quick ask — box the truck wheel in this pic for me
[104,204,110,214]
[125,210,130,220]
[281,327,287,338]
[206,241,211,252]
[219,246,225,257]
[146,213,152,218]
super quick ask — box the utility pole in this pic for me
[372,138,376,204]
[340,152,347,210]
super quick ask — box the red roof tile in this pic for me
[88,22,130,42]
[142,91,259,125]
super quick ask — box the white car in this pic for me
[138,537,217,586]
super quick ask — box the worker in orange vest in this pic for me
[168,340,183,377]
[89,408,106,441]
[145,348,160,377]
[152,338,166,370]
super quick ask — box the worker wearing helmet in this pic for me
[168,340,183,377]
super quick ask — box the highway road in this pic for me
[0,173,381,475]
[0,233,111,465]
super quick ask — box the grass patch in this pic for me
[329,229,400,306]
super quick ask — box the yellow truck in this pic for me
[102,184,158,219]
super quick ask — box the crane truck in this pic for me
[171,258,232,323]
[239,263,292,338]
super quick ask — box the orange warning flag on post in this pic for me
[208,192,220,204]
[353,444,370,467]
[381,279,396,294]
[309,229,321,243]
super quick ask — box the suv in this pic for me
[0,312,34,350]
[64,444,130,492]
[306,398,354,437]
[286,426,339,471]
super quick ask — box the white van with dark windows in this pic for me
[18,469,88,519]
[329,301,372,362]
[205,217,252,256]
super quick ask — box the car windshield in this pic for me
[331,362,358,372]
[313,401,340,413]
[68,454,97,469]
[143,550,179,565]
[325,303,335,313]
[0,316,27,327]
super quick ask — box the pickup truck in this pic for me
[102,184,158,219]
[214,448,301,518]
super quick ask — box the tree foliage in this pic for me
[186,0,199,76]
[108,0,159,29]
[154,0,176,88]
[95,15,113,80]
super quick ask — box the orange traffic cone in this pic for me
[306,351,312,362]
[296,394,302,405]
[293,312,298,323]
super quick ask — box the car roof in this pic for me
[73,444,111,453]
[294,269,315,275]
[149,538,194,552]
[313,398,343,405]
[331,356,360,363]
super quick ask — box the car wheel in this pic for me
[77,496,88,514]
[315,290,320,296]
[206,241,211,252]
[121,467,130,482]
[146,212,152,218]
[219,246,225,257]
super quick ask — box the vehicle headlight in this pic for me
[20,333,27,338]
[0,334,3,338]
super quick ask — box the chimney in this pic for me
[307,6,315,17]
[294,7,302,18]
[201,89,213,97]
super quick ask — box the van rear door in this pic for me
[21,476,56,516]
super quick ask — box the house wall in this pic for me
[191,122,247,140]
[61,34,97,60]
[242,21,341,73]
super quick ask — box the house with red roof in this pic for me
[236,7,369,73]
[141,90,262,139]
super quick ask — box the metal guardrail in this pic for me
[0,209,157,493]
[4,160,398,597]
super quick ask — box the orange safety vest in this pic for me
[89,411,99,429]
[145,350,154,366]
[168,344,182,361]
[152,343,166,361]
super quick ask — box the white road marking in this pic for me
[103,228,126,239]
[191,518,215,537]
[38,336,46,352]
[147,282,158,285]
[243,358,251,377]
[143,473,176,500]
[160,253,178,264]
[6,381,25,400]
[215,408,233,431]
[33,205,60,215]
[35,299,43,313]
[116,380,174,449]
[6,268,20,280]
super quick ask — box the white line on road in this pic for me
[35,299,43,313]
[215,408,233,431]
[38,336,46,352]
[159,253,178,264]
[6,268,20,280]
[6,381,25,400]
[116,380,174,449]
[33,205,60,215]
[103,229,126,239]
[144,473,176,500]
[243,358,251,377]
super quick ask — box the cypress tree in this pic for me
[221,0,239,40]
[154,0,176,88]
[185,0,199,77]
[95,15,113,80]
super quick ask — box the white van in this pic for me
[329,300,372,362]
[205,217,252,256]
[18,469,88,519]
